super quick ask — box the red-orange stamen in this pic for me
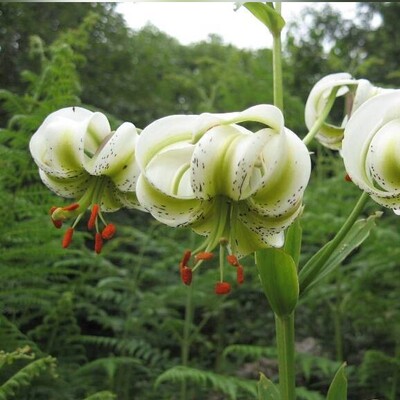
[215,281,231,295]
[62,227,74,248]
[87,204,99,230]
[181,266,192,285]
[195,251,214,261]
[345,173,352,182]
[227,254,239,267]
[237,265,244,284]
[180,250,192,269]
[101,223,116,240]
[95,232,103,254]
[63,203,80,211]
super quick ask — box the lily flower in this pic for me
[136,104,311,292]
[29,106,143,252]
[342,90,400,214]
[305,73,393,150]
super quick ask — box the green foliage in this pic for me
[0,3,399,399]
[0,347,57,400]
[156,365,257,400]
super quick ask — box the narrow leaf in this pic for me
[327,362,347,400]
[299,212,381,294]
[243,3,285,36]
[258,373,280,400]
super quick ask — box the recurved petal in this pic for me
[98,179,126,212]
[38,169,90,198]
[144,145,195,198]
[29,107,110,178]
[136,115,198,170]
[229,203,287,257]
[342,90,400,209]
[251,128,311,216]
[305,72,356,130]
[191,125,270,200]
[193,104,284,141]
[86,122,140,192]
[136,174,203,227]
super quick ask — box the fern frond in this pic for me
[155,365,257,400]
[82,391,117,400]
[223,344,277,360]
[0,355,57,400]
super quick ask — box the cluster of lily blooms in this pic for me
[30,73,400,293]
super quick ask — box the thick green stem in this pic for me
[272,4,295,398]
[275,312,296,400]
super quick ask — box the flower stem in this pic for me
[272,2,283,110]
[272,4,295,399]
[302,86,339,146]
[275,312,296,400]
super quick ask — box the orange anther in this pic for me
[237,265,244,284]
[344,173,352,182]
[180,250,192,269]
[95,232,103,254]
[87,204,99,230]
[195,251,214,261]
[215,281,231,295]
[227,254,239,267]
[181,266,192,285]
[101,223,116,240]
[62,227,74,248]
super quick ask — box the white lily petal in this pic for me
[86,122,140,192]
[99,179,125,212]
[191,125,271,200]
[38,169,90,198]
[136,175,203,227]
[83,112,112,157]
[353,80,395,113]
[144,145,195,198]
[194,104,284,141]
[305,72,356,131]
[366,119,400,192]
[342,90,400,205]
[29,107,111,178]
[137,115,198,170]
[252,128,311,216]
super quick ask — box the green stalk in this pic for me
[302,87,340,146]
[275,313,296,400]
[272,4,296,398]
[272,2,283,111]
[180,283,194,400]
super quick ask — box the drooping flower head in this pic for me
[29,107,143,252]
[305,73,393,150]
[342,90,400,214]
[136,105,311,292]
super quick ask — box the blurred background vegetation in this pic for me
[0,2,399,399]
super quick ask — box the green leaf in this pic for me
[256,248,299,316]
[258,373,280,400]
[283,218,302,268]
[243,3,286,37]
[327,363,347,400]
[299,212,382,294]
